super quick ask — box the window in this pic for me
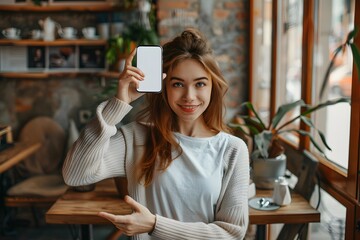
[277,0,303,107]
[250,0,359,239]
[310,187,347,239]
[312,0,355,170]
[276,0,304,144]
[251,0,272,125]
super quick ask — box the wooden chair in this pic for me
[3,117,68,228]
[276,150,319,240]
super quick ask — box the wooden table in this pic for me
[250,189,320,239]
[46,179,132,240]
[46,180,320,240]
[250,189,320,224]
[0,142,41,173]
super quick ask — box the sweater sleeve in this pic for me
[62,97,133,186]
[150,138,250,240]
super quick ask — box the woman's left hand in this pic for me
[98,195,156,236]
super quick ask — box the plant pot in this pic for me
[251,154,286,189]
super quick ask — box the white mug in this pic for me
[2,28,20,39]
[82,27,96,39]
[59,27,77,39]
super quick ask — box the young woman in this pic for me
[63,28,249,240]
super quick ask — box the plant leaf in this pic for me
[253,131,273,159]
[301,97,350,116]
[317,128,332,151]
[299,116,332,150]
[241,102,267,129]
[292,129,327,156]
[239,116,265,135]
[272,99,306,129]
[227,123,252,137]
[319,45,343,99]
[345,28,357,44]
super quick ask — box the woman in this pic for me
[63,28,249,240]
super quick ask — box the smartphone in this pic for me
[136,45,163,93]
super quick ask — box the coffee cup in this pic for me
[2,28,20,39]
[82,27,96,39]
[58,27,77,39]
[31,29,42,40]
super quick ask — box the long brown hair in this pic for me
[137,28,229,186]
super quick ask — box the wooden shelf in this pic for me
[0,39,107,46]
[0,72,96,79]
[0,71,120,79]
[0,4,128,12]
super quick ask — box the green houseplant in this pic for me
[230,98,351,160]
[229,98,351,189]
[106,0,159,71]
[102,24,159,100]
[230,28,359,189]
[106,22,159,68]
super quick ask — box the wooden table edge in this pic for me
[250,212,320,225]
[45,213,112,225]
[45,179,133,225]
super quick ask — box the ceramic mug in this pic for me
[82,27,96,39]
[59,27,77,39]
[2,28,20,39]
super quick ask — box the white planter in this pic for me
[252,154,287,189]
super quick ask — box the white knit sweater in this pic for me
[62,97,250,240]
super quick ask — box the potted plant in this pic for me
[106,0,159,71]
[229,97,351,189]
[230,28,360,189]
[106,23,159,70]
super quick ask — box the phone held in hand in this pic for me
[136,45,163,93]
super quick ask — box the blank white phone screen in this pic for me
[136,45,162,92]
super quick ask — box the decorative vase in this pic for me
[251,154,287,189]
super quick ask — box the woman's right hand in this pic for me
[116,48,145,104]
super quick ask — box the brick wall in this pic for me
[157,0,249,119]
[0,1,250,136]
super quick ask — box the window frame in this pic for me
[250,0,360,238]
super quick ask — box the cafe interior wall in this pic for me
[0,0,249,141]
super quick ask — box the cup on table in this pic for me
[31,29,42,40]
[58,27,77,39]
[82,27,96,39]
[2,28,21,39]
